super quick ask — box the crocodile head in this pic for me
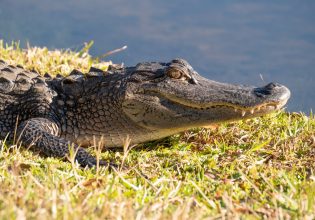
[122,58,290,131]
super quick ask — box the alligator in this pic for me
[0,58,290,167]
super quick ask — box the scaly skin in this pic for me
[0,58,290,167]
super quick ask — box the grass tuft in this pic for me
[0,40,111,76]
[0,40,314,219]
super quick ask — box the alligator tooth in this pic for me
[257,106,261,111]
[250,109,255,114]
[234,108,238,112]
[241,110,246,117]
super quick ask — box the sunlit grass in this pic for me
[0,40,111,76]
[0,40,314,219]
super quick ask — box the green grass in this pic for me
[0,40,315,219]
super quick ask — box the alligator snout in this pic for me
[254,82,289,98]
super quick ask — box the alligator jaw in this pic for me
[161,98,289,118]
[141,80,290,123]
[232,99,289,117]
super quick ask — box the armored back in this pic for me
[0,60,56,138]
[0,60,54,94]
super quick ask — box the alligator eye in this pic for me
[166,68,183,79]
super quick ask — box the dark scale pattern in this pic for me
[0,60,116,168]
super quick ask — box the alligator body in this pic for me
[0,58,290,167]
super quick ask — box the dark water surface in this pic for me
[0,0,314,112]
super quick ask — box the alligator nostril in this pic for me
[265,82,280,90]
[254,82,282,97]
[254,87,272,97]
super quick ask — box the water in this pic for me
[0,0,314,113]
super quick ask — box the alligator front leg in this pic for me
[17,118,115,168]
